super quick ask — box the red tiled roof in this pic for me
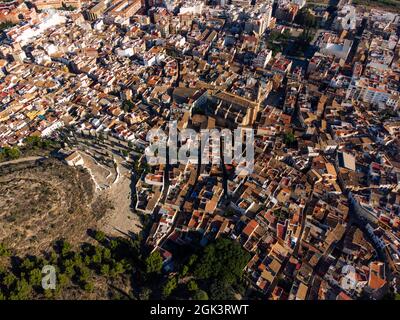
[242,219,259,237]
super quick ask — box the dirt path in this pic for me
[0,156,45,166]
[99,159,142,237]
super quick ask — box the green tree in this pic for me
[64,264,75,278]
[139,287,152,300]
[121,149,129,158]
[193,289,209,300]
[100,264,110,276]
[9,279,32,300]
[295,8,317,28]
[92,251,102,265]
[83,255,91,266]
[94,230,107,243]
[162,277,177,298]
[193,238,250,285]
[187,280,198,292]
[284,132,296,147]
[110,240,119,251]
[78,266,91,285]
[3,273,17,288]
[180,265,189,277]
[84,282,94,292]
[24,136,51,149]
[145,251,163,274]
[49,251,58,265]
[111,262,125,276]
[21,258,36,272]
[122,100,134,112]
[102,247,111,260]
[28,269,42,287]
[188,254,198,266]
[0,21,16,31]
[58,273,70,288]
[209,280,235,300]
[0,243,11,257]
[60,241,72,257]
[5,147,21,160]
[44,289,54,299]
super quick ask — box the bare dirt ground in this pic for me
[0,140,143,258]
[0,158,111,255]
[98,156,142,238]
[78,151,115,188]
[65,139,143,238]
